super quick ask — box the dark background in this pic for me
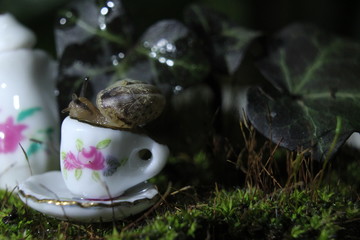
[1,0,359,55]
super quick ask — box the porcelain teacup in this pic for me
[60,116,169,199]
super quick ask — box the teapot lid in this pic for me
[0,13,36,52]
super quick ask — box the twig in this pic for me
[39,183,69,221]
[121,182,173,232]
[170,186,193,196]
[19,143,32,176]
[314,116,342,188]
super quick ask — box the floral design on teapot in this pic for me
[0,107,54,156]
[0,117,27,153]
[61,138,127,181]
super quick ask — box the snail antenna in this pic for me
[80,77,89,97]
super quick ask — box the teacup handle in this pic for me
[127,137,169,182]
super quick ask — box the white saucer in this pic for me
[18,171,159,222]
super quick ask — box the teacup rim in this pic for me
[64,116,147,135]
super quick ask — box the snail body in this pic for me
[64,79,166,129]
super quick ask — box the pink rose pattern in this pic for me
[0,107,51,157]
[63,151,79,170]
[0,117,27,153]
[62,138,120,180]
[64,146,105,171]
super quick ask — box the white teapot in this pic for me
[0,14,59,190]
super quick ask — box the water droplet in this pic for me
[57,9,78,29]
[143,41,150,48]
[157,39,168,47]
[149,52,156,58]
[159,48,166,54]
[159,57,166,63]
[118,52,125,59]
[166,43,176,52]
[97,0,113,18]
[99,23,107,30]
[107,0,115,8]
[111,56,119,66]
[111,52,125,66]
[270,112,277,118]
[173,85,183,94]
[166,59,174,67]
[100,7,109,15]
[59,17,66,25]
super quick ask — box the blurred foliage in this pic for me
[1,0,360,54]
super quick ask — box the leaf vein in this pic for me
[295,40,339,93]
[280,49,292,92]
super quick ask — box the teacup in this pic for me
[60,116,169,199]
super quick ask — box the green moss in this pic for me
[106,186,360,240]
[1,148,360,239]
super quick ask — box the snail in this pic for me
[63,79,166,129]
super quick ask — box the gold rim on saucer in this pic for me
[18,189,159,208]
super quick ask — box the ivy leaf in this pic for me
[75,169,82,180]
[76,139,84,152]
[184,4,261,74]
[55,0,134,112]
[114,19,210,94]
[17,107,41,122]
[96,139,111,149]
[247,23,360,161]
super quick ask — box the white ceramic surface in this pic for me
[0,14,59,190]
[60,117,169,199]
[18,171,159,222]
[346,132,360,150]
[0,14,36,52]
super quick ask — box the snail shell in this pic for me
[96,79,166,128]
[64,79,166,129]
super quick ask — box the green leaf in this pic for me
[37,127,54,136]
[247,24,360,160]
[26,142,42,157]
[75,169,82,180]
[55,0,134,114]
[291,225,306,238]
[114,20,210,95]
[184,4,261,74]
[17,107,41,122]
[63,168,68,179]
[61,151,67,160]
[92,171,101,182]
[76,139,83,152]
[119,157,128,167]
[96,139,111,149]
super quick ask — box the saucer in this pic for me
[18,171,159,222]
